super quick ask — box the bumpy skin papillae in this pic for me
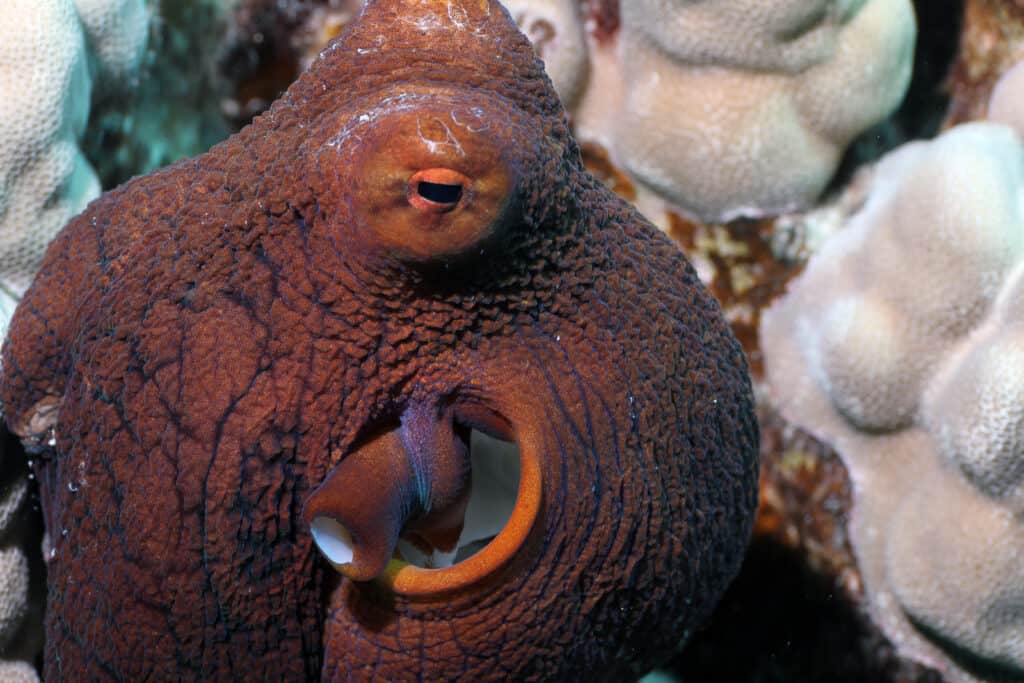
[0,0,758,680]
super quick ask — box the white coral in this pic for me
[761,121,1024,682]
[0,546,29,652]
[570,0,915,223]
[74,0,150,80]
[0,0,147,335]
[0,661,39,683]
[0,474,39,682]
[500,0,588,108]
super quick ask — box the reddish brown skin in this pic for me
[0,1,758,680]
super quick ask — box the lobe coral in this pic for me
[0,0,758,680]
[531,0,916,224]
[761,119,1024,682]
[0,0,147,333]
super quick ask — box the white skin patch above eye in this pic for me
[448,2,469,27]
[325,92,494,153]
[325,92,427,149]
[399,10,444,32]
[417,116,466,156]
[395,2,492,37]
[451,107,490,133]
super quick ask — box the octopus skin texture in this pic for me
[0,0,759,680]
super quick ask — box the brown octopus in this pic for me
[0,0,759,680]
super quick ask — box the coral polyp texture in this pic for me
[0,0,759,679]
[761,121,1024,682]
[0,0,147,333]
[569,0,916,223]
[73,0,149,80]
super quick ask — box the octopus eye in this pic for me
[408,168,470,213]
[334,103,519,260]
[417,181,461,205]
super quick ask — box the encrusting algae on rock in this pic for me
[0,1,759,680]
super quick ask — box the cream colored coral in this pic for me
[761,121,1024,682]
[74,0,150,80]
[0,661,39,683]
[923,283,1024,510]
[0,546,29,653]
[571,0,915,223]
[0,473,39,681]
[0,0,147,336]
[886,461,1024,675]
[0,0,94,328]
[623,0,868,72]
[500,0,588,108]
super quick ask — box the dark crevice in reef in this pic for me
[828,0,964,193]
[904,0,966,135]
[668,539,944,683]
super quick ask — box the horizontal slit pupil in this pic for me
[417,181,463,204]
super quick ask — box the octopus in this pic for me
[0,0,759,680]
